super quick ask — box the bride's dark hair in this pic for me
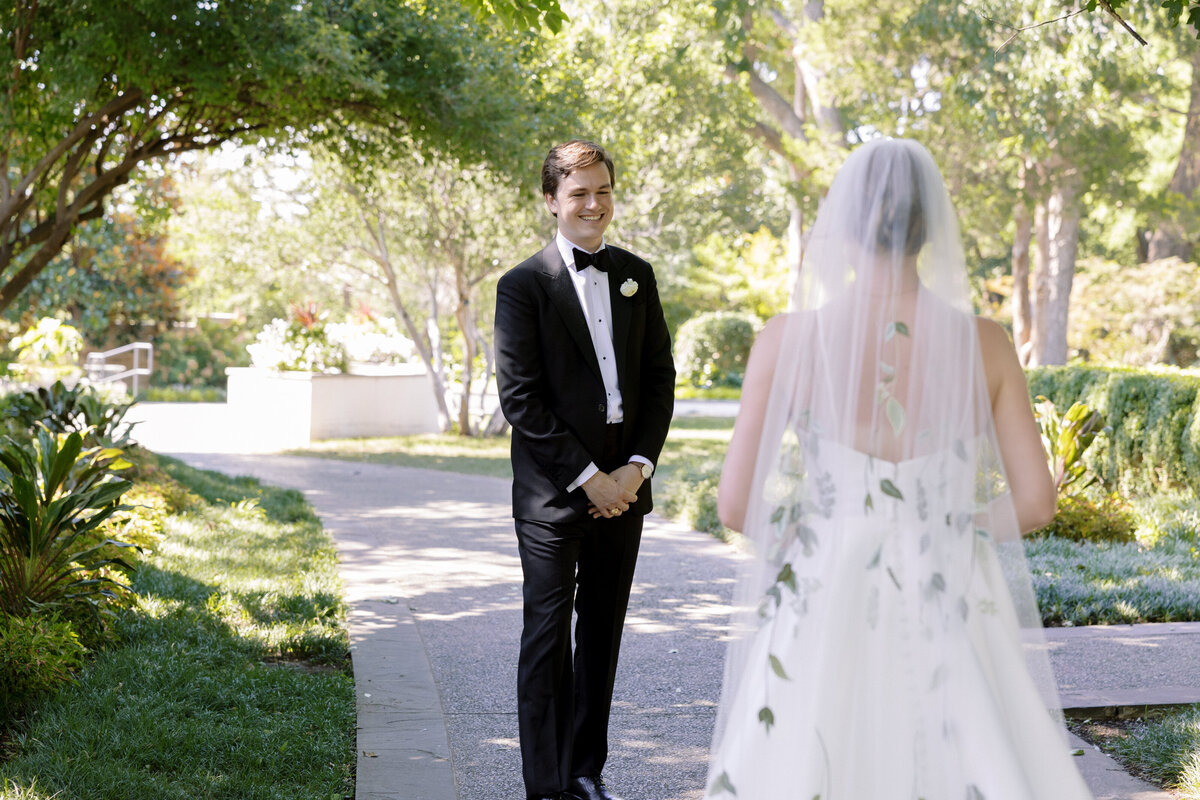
[857,141,927,256]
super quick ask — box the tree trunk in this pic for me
[1011,192,1033,364]
[1032,172,1081,365]
[1030,200,1050,365]
[360,209,453,431]
[453,275,478,437]
[1148,46,1200,262]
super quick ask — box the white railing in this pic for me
[85,342,154,396]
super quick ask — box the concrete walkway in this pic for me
[154,449,1187,800]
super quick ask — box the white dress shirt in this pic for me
[556,233,653,492]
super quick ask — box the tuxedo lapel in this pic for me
[538,242,603,381]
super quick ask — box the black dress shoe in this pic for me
[528,793,569,800]
[567,775,623,800]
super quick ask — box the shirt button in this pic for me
[598,404,605,413]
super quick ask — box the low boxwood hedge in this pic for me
[1027,365,1200,496]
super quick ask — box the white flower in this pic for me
[620,279,638,297]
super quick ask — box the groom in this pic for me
[494,140,675,800]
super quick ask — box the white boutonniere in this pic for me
[620,279,638,297]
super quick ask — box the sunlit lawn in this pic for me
[292,414,736,484]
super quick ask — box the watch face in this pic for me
[641,463,653,479]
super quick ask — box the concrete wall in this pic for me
[226,366,439,448]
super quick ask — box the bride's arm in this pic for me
[718,314,787,532]
[977,317,1057,534]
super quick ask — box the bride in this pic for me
[705,138,1093,799]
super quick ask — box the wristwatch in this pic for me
[633,462,653,479]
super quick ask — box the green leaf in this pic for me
[710,771,738,796]
[885,396,905,436]
[775,562,797,592]
[770,506,785,525]
[929,572,946,592]
[880,479,903,500]
[884,321,910,341]
[758,705,775,732]
[768,653,790,680]
[1071,748,1085,756]
[886,567,902,590]
[866,546,881,568]
[864,492,874,512]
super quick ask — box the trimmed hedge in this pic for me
[675,311,760,389]
[1026,365,1200,496]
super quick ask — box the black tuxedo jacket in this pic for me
[495,240,675,522]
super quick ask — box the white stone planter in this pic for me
[225,365,439,449]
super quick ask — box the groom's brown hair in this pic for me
[541,140,616,201]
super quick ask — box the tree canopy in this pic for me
[0,0,548,313]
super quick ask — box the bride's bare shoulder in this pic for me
[974,316,1016,357]
[974,316,1023,394]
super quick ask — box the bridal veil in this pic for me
[706,138,1090,799]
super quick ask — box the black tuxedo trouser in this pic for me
[515,513,642,795]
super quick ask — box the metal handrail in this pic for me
[85,342,154,396]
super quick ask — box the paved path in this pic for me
[157,450,1186,800]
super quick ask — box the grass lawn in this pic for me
[1074,707,1200,799]
[0,453,354,800]
[290,414,736,486]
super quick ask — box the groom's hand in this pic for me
[583,470,639,519]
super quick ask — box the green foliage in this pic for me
[6,319,83,382]
[552,0,783,271]
[0,614,85,725]
[139,386,226,403]
[1028,534,1200,625]
[465,0,567,32]
[1031,493,1138,544]
[1033,395,1108,494]
[150,318,251,391]
[664,228,789,334]
[0,429,136,620]
[1070,257,1200,368]
[1105,704,1200,795]
[5,176,193,346]
[1,381,137,448]
[1092,0,1200,38]
[0,455,353,798]
[0,0,553,313]
[1027,365,1200,495]
[657,467,724,540]
[674,311,760,390]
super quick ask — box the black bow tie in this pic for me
[572,247,609,272]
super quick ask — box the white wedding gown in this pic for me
[705,437,1094,800]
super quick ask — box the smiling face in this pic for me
[545,161,613,252]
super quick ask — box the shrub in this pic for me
[0,613,85,725]
[247,302,349,374]
[0,428,137,621]
[1033,396,1107,494]
[6,318,83,383]
[657,466,726,539]
[1,381,137,447]
[1031,493,1138,544]
[675,311,759,389]
[1026,365,1200,495]
[139,384,226,403]
[151,318,252,390]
